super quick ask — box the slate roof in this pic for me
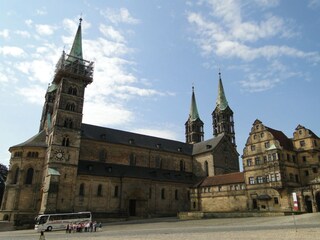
[78,160,197,184]
[81,123,193,155]
[266,127,293,151]
[195,172,244,187]
[10,130,47,148]
[192,134,225,155]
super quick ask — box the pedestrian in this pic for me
[93,221,97,232]
[66,223,69,233]
[39,231,46,240]
[90,221,93,232]
[98,222,102,231]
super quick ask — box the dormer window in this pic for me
[156,144,161,149]
[206,145,212,149]
[129,139,135,144]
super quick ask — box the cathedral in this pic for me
[0,19,239,224]
[1,19,320,226]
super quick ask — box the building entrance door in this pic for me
[305,196,313,213]
[316,192,320,212]
[252,199,258,209]
[129,199,136,216]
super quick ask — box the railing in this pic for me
[54,51,94,84]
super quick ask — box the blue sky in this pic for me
[1,0,320,167]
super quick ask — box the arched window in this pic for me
[62,137,70,147]
[161,188,165,199]
[97,184,102,196]
[175,189,178,200]
[25,168,34,185]
[129,153,136,166]
[13,167,19,184]
[79,183,85,196]
[68,87,77,96]
[205,161,209,176]
[66,103,76,111]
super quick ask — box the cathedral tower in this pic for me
[185,86,204,144]
[39,18,94,213]
[212,72,236,147]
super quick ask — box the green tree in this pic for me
[0,163,8,206]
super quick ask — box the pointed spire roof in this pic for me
[189,86,201,121]
[216,71,228,110]
[67,18,83,62]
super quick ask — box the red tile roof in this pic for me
[197,172,244,187]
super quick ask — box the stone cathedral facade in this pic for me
[1,19,320,225]
[0,19,239,223]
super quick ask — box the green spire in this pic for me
[67,18,83,62]
[216,71,228,110]
[189,86,200,121]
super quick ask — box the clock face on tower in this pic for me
[54,149,64,161]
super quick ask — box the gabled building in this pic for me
[190,120,320,215]
[242,120,320,212]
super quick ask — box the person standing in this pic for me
[39,231,45,240]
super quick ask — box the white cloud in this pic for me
[0,29,9,39]
[308,0,320,8]
[15,30,31,38]
[15,60,55,83]
[99,24,125,43]
[35,24,57,36]
[3,16,170,131]
[100,8,140,25]
[131,128,179,140]
[62,18,91,35]
[0,65,18,84]
[188,0,320,92]
[0,71,9,83]
[25,19,33,27]
[189,3,318,58]
[0,46,25,57]
[36,8,47,15]
[16,85,46,104]
[253,0,280,7]
[83,100,134,126]
[239,60,302,92]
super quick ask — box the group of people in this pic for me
[65,221,102,233]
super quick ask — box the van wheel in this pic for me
[47,226,52,231]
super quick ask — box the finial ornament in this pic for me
[79,17,83,25]
[219,68,221,79]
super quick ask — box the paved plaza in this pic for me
[0,213,320,240]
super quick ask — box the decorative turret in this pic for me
[185,86,204,144]
[212,71,236,147]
